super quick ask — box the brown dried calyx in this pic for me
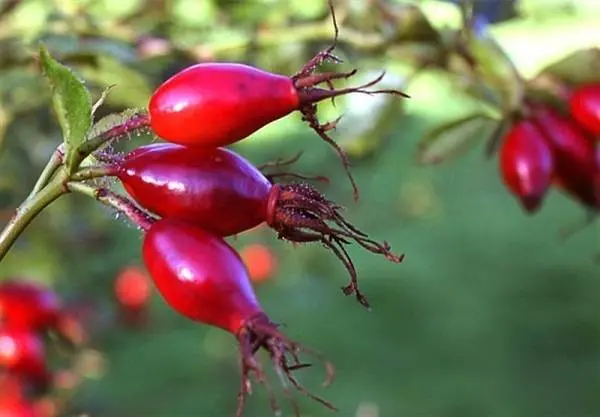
[235,313,335,417]
[265,183,404,309]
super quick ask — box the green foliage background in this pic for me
[0,0,599,416]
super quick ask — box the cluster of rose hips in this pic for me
[499,84,600,214]
[72,4,407,416]
[0,279,82,417]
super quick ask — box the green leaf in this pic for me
[540,48,600,85]
[418,113,496,165]
[78,55,152,109]
[490,16,600,80]
[39,44,92,172]
[91,84,116,116]
[469,32,523,111]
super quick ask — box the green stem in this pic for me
[67,182,155,231]
[25,144,64,201]
[71,165,118,182]
[0,169,68,263]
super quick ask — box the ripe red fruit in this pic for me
[531,106,599,208]
[0,328,49,389]
[147,4,407,199]
[114,265,152,329]
[499,120,554,212]
[0,399,37,417]
[117,143,271,237]
[114,266,152,309]
[0,375,36,417]
[142,218,335,417]
[0,280,61,331]
[240,244,277,283]
[114,143,404,307]
[569,84,600,137]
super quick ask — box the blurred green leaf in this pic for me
[290,0,326,20]
[338,72,407,160]
[172,0,217,28]
[518,0,600,19]
[491,17,600,80]
[418,113,495,165]
[469,32,522,111]
[418,0,462,31]
[78,55,152,109]
[0,102,12,153]
[539,48,600,85]
[39,44,92,172]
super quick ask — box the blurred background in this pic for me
[0,0,599,416]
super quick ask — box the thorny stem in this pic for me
[0,169,68,263]
[66,182,156,231]
[75,112,150,165]
[25,145,64,201]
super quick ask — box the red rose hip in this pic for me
[113,143,404,308]
[0,280,61,331]
[499,120,554,212]
[146,3,408,200]
[117,143,270,237]
[149,64,299,147]
[569,84,600,137]
[142,218,335,417]
[142,219,263,332]
[0,328,49,389]
[532,106,599,208]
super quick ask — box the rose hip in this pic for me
[531,106,599,208]
[0,328,49,389]
[147,2,408,199]
[499,120,554,212]
[0,280,61,331]
[142,218,335,417]
[113,143,404,308]
[569,84,600,137]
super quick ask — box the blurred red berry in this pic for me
[114,266,152,309]
[0,398,37,417]
[0,328,49,389]
[0,374,25,402]
[114,266,152,329]
[499,120,554,213]
[240,244,278,283]
[0,280,61,331]
[532,106,599,208]
[569,84,600,137]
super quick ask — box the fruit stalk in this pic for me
[67,182,156,231]
[25,144,64,201]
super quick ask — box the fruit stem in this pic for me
[25,144,64,201]
[0,168,68,263]
[66,182,156,231]
[74,112,150,167]
[70,165,119,181]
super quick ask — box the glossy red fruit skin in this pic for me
[532,106,599,208]
[118,143,272,237]
[0,280,61,331]
[149,63,299,147]
[142,219,263,334]
[0,328,48,386]
[569,84,600,137]
[500,120,554,212]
